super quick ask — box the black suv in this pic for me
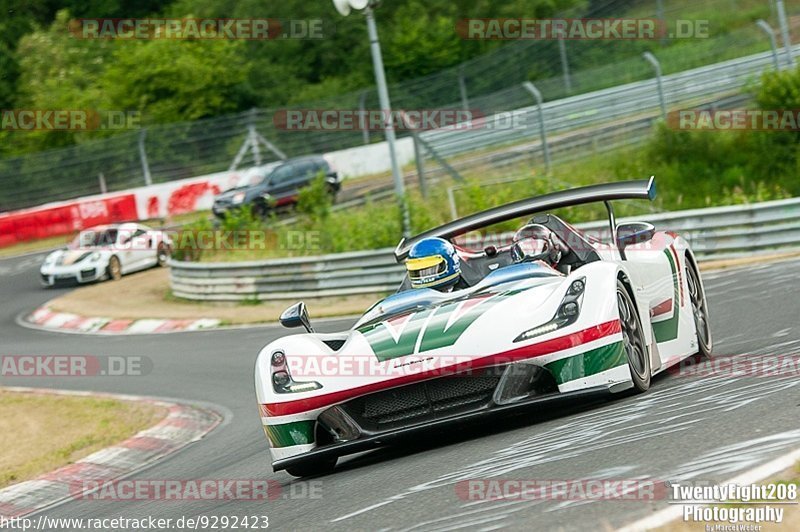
[212,155,340,218]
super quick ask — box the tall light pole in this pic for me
[334,0,410,237]
[756,19,781,71]
[643,52,667,122]
[775,0,794,68]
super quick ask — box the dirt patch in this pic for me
[0,389,165,488]
[46,267,385,325]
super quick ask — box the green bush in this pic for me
[296,172,333,225]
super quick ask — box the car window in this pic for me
[117,229,134,245]
[298,160,317,178]
[75,229,117,248]
[268,163,295,185]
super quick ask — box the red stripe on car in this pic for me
[261,319,622,417]
[650,298,673,318]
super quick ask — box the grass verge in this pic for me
[0,389,166,489]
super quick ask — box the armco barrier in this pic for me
[169,197,800,301]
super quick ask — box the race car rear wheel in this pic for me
[107,256,122,281]
[286,456,337,478]
[156,243,170,267]
[686,258,712,359]
[617,281,650,392]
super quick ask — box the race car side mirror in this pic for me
[280,301,314,333]
[616,222,655,249]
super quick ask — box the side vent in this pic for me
[323,339,346,351]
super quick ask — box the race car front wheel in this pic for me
[686,258,712,359]
[617,280,650,393]
[157,243,170,267]
[107,256,122,281]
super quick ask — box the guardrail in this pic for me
[420,47,795,159]
[169,197,800,301]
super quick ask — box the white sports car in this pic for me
[254,178,712,477]
[40,223,172,287]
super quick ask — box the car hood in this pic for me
[260,267,581,401]
[216,184,259,200]
[45,249,101,266]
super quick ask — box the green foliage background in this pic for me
[0,0,583,156]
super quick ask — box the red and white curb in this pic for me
[26,306,220,335]
[0,387,222,519]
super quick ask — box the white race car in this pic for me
[40,223,172,287]
[254,178,712,477]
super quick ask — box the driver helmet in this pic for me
[511,226,562,267]
[405,237,461,290]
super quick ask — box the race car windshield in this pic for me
[72,229,118,249]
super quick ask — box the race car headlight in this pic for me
[568,279,585,295]
[269,350,322,394]
[232,192,246,205]
[272,371,290,387]
[43,253,58,265]
[514,277,586,343]
[87,252,102,262]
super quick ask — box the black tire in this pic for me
[107,255,122,281]
[252,202,269,218]
[156,243,170,267]
[285,457,337,478]
[617,280,650,393]
[685,257,713,359]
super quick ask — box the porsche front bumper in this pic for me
[40,264,103,286]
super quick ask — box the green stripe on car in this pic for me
[652,249,680,343]
[544,341,626,384]
[264,420,315,448]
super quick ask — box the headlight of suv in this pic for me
[232,192,246,205]
[514,277,586,342]
[270,350,322,394]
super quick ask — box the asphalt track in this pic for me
[1,252,799,531]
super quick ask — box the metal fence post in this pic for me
[359,90,370,145]
[412,134,427,197]
[138,129,152,186]
[458,65,469,112]
[248,109,262,167]
[776,0,794,67]
[558,38,572,94]
[756,19,781,71]
[522,81,551,174]
[98,172,107,194]
[643,52,667,121]
[656,0,666,45]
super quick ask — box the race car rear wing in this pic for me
[394,177,656,261]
